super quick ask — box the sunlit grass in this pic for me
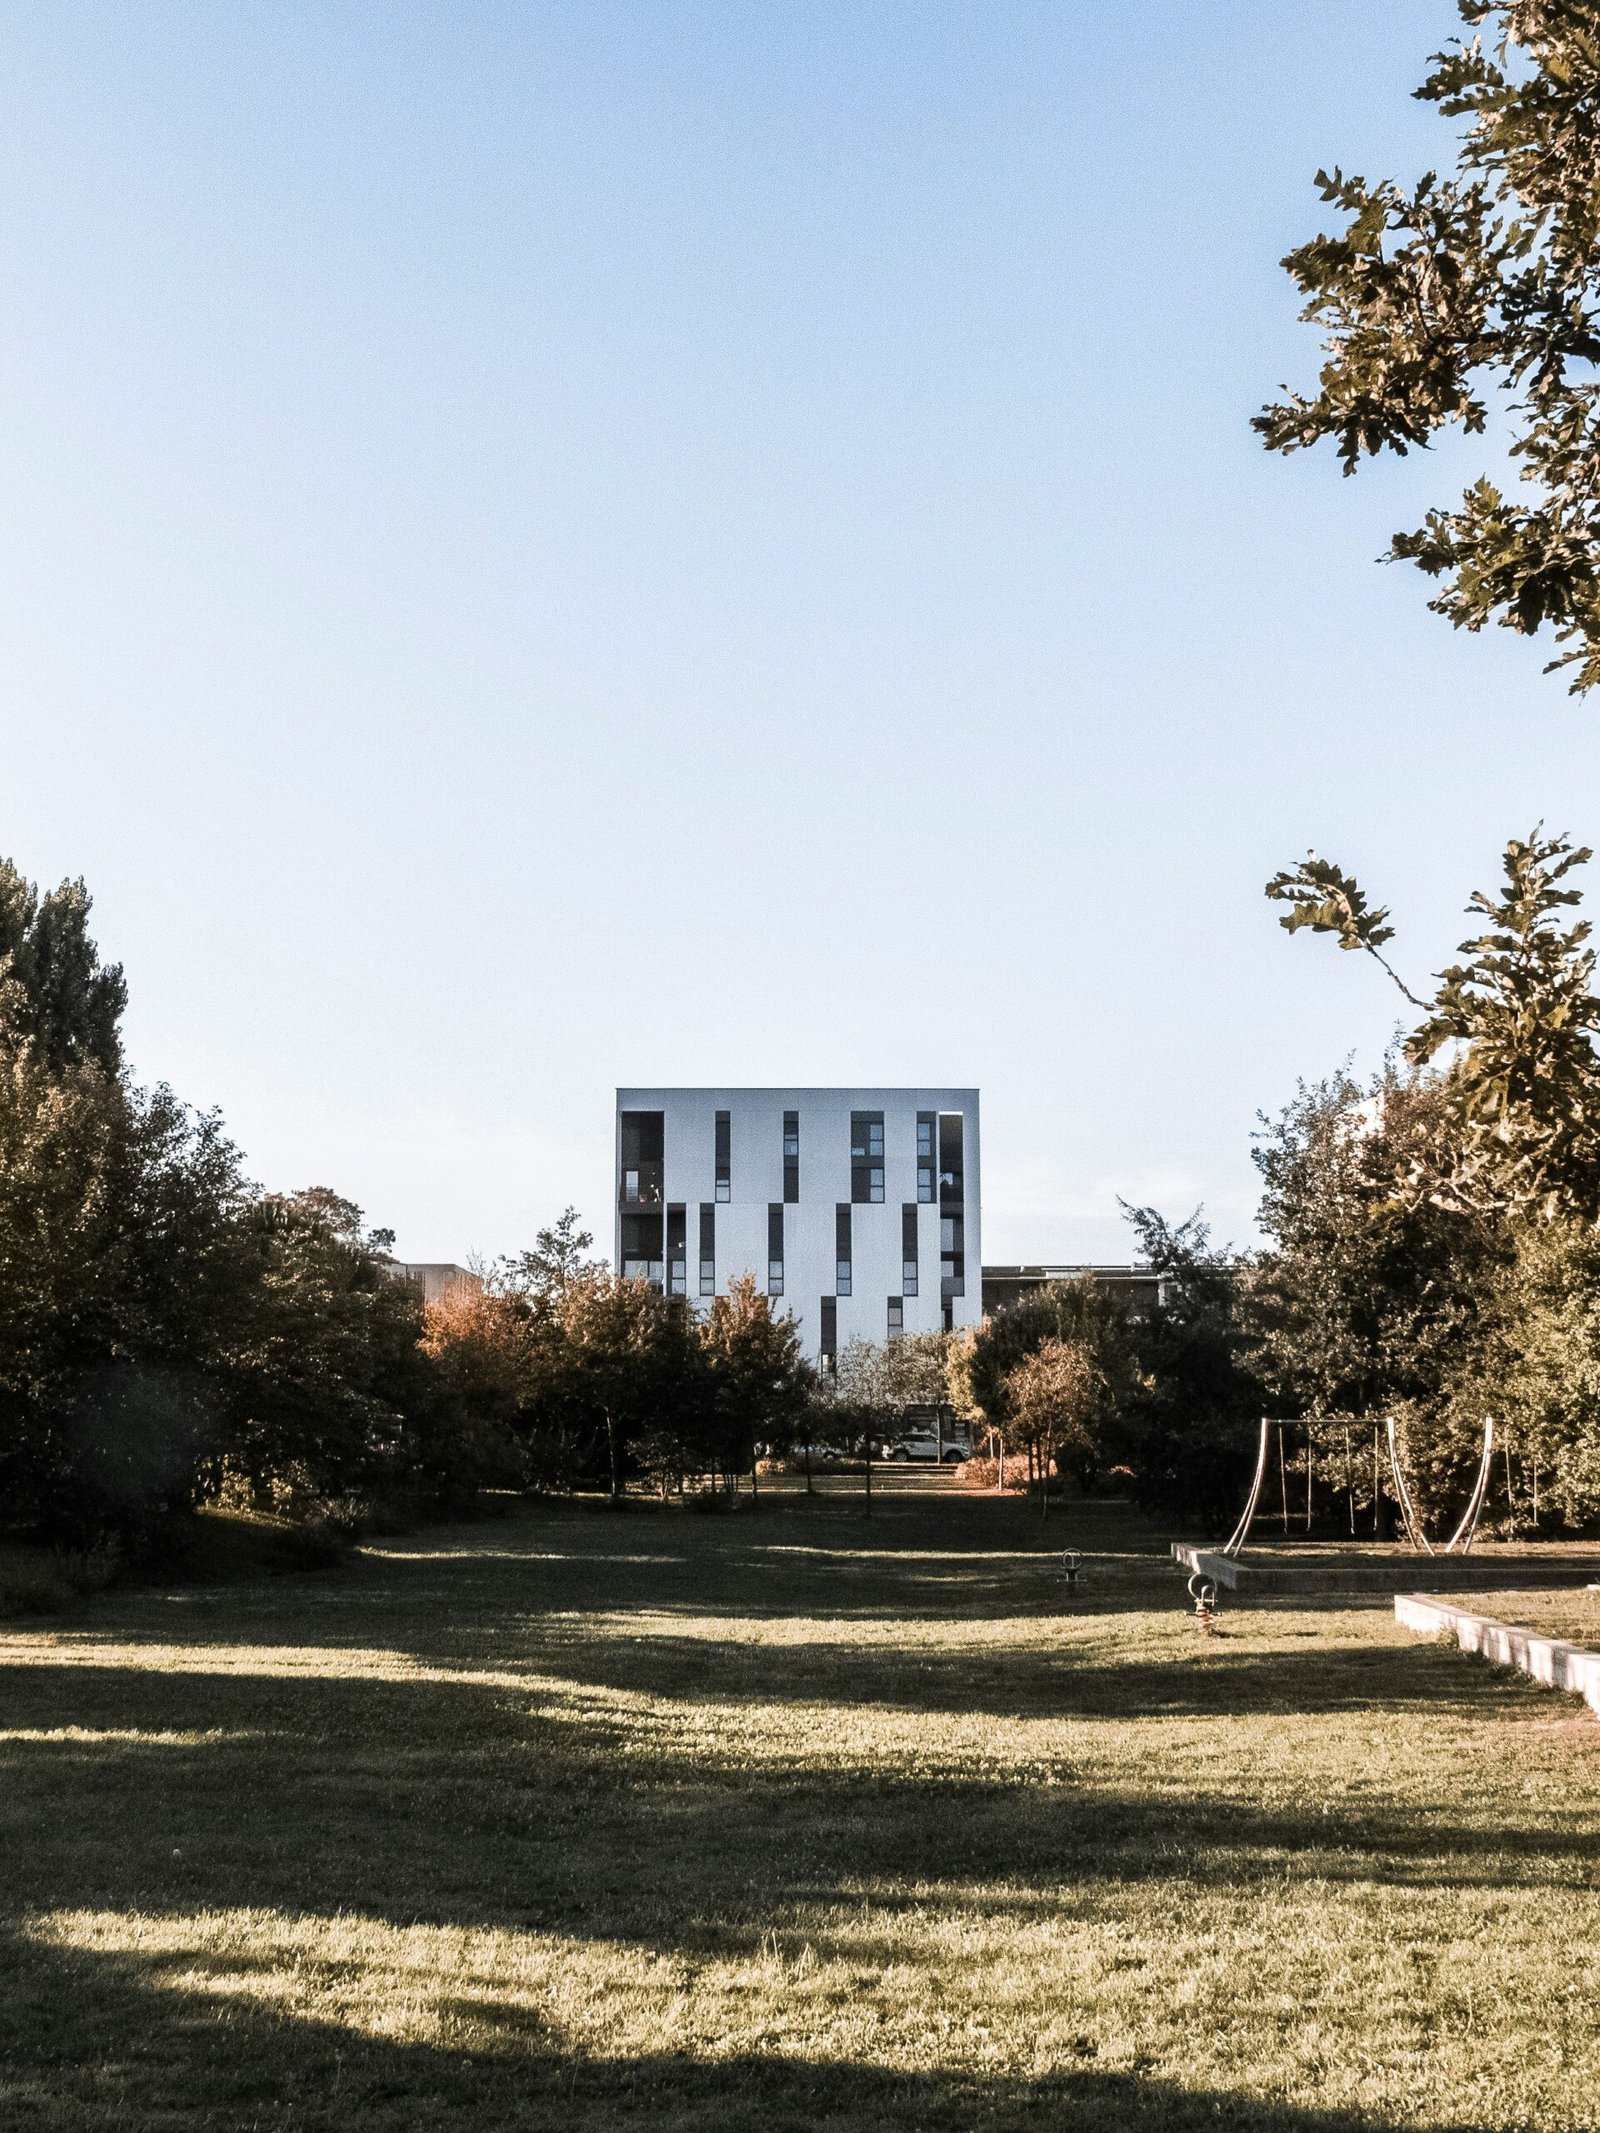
[2,1483,1597,2130]
[1430,1584,1600,1649]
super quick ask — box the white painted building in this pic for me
[614,1087,980,1366]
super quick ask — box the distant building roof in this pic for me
[980,1263,1165,1316]
[381,1261,483,1307]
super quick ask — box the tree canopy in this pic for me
[1257,4,1600,691]
[0,857,127,1072]
[1269,829,1600,1221]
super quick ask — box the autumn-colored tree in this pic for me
[697,1273,811,1483]
[964,1277,1135,1461]
[418,1282,543,1496]
[1002,1337,1107,1511]
[539,1268,703,1502]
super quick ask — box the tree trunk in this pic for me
[750,1447,759,1506]
[607,1412,621,1505]
[864,1445,872,1519]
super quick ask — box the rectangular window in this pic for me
[714,1109,731,1202]
[835,1203,852,1296]
[916,1111,936,1203]
[941,1212,966,1298]
[851,1110,885,1203]
[783,1109,799,1203]
[901,1203,919,1297]
[887,1296,904,1337]
[666,1205,687,1296]
[619,1111,665,1207]
[939,1112,965,1295]
[820,1295,837,1372]
[620,1210,664,1288]
[698,1203,716,1297]
[767,1203,784,1296]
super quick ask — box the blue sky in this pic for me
[4,2,1595,1263]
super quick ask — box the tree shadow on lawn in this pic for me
[0,1656,1590,1938]
[0,1914,1509,2133]
[348,1485,1188,1624]
[493,1615,1469,1724]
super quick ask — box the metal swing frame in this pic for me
[1221,1413,1496,1560]
[1386,1412,1495,1556]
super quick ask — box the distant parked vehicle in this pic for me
[880,1431,969,1464]
[790,1443,842,1463]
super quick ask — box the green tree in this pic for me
[1118,1205,1261,1535]
[495,1207,598,1298]
[1469,1218,1600,1527]
[215,1190,431,1509]
[0,857,127,1072]
[1257,5,1600,691]
[1268,830,1600,1221]
[1250,1066,1501,1418]
[0,1045,253,1539]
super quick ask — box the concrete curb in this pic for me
[1395,1594,1600,1715]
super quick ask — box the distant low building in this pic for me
[383,1261,483,1307]
[980,1264,1166,1318]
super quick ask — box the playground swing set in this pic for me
[1186,1412,1497,1627]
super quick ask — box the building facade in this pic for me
[614,1087,981,1365]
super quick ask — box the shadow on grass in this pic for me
[0,1916,1498,2133]
[0,1493,1591,2131]
[0,1648,1586,1926]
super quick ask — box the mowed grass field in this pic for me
[2,1478,1598,2133]
[1431,1584,1600,1650]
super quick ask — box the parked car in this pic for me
[789,1443,842,1463]
[880,1431,969,1464]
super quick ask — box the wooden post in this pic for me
[864,1440,872,1519]
[1279,1424,1290,1534]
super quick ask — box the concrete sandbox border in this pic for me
[1394,1594,1600,1716]
[1170,1541,1600,1595]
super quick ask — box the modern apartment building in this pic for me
[614,1087,981,1366]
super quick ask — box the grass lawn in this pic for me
[1430,1585,1600,1649]
[1,1476,1597,2132]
